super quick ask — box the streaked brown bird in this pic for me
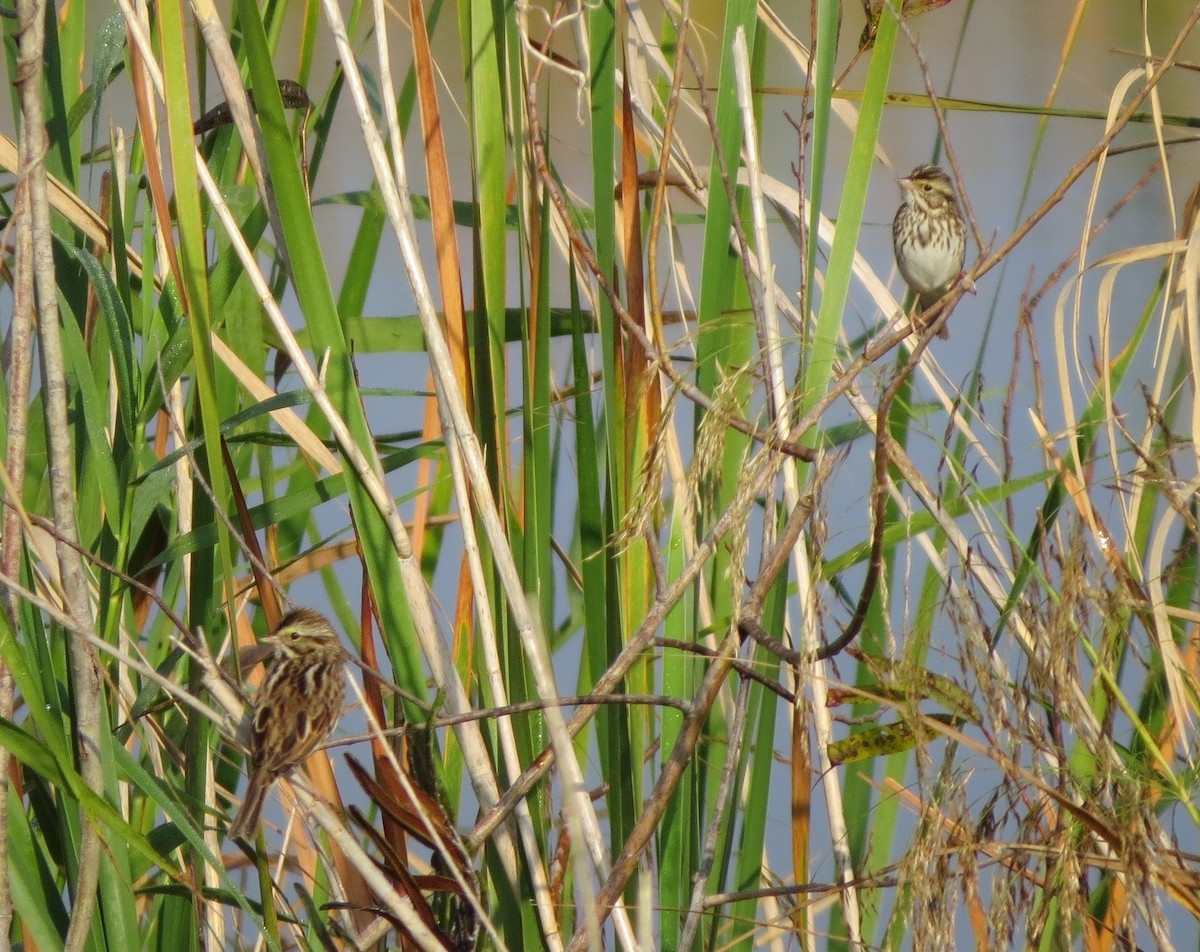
[892,164,967,339]
[228,608,346,840]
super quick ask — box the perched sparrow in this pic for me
[228,608,346,840]
[892,164,967,339]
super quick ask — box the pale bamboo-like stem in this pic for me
[315,1,636,945]
[365,2,562,939]
[434,416,565,946]
[15,0,104,947]
[731,30,862,948]
[0,92,33,952]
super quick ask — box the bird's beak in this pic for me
[237,641,275,673]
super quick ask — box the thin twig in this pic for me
[677,676,753,951]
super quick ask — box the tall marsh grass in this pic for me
[3,0,1200,949]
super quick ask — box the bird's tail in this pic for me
[228,772,271,840]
